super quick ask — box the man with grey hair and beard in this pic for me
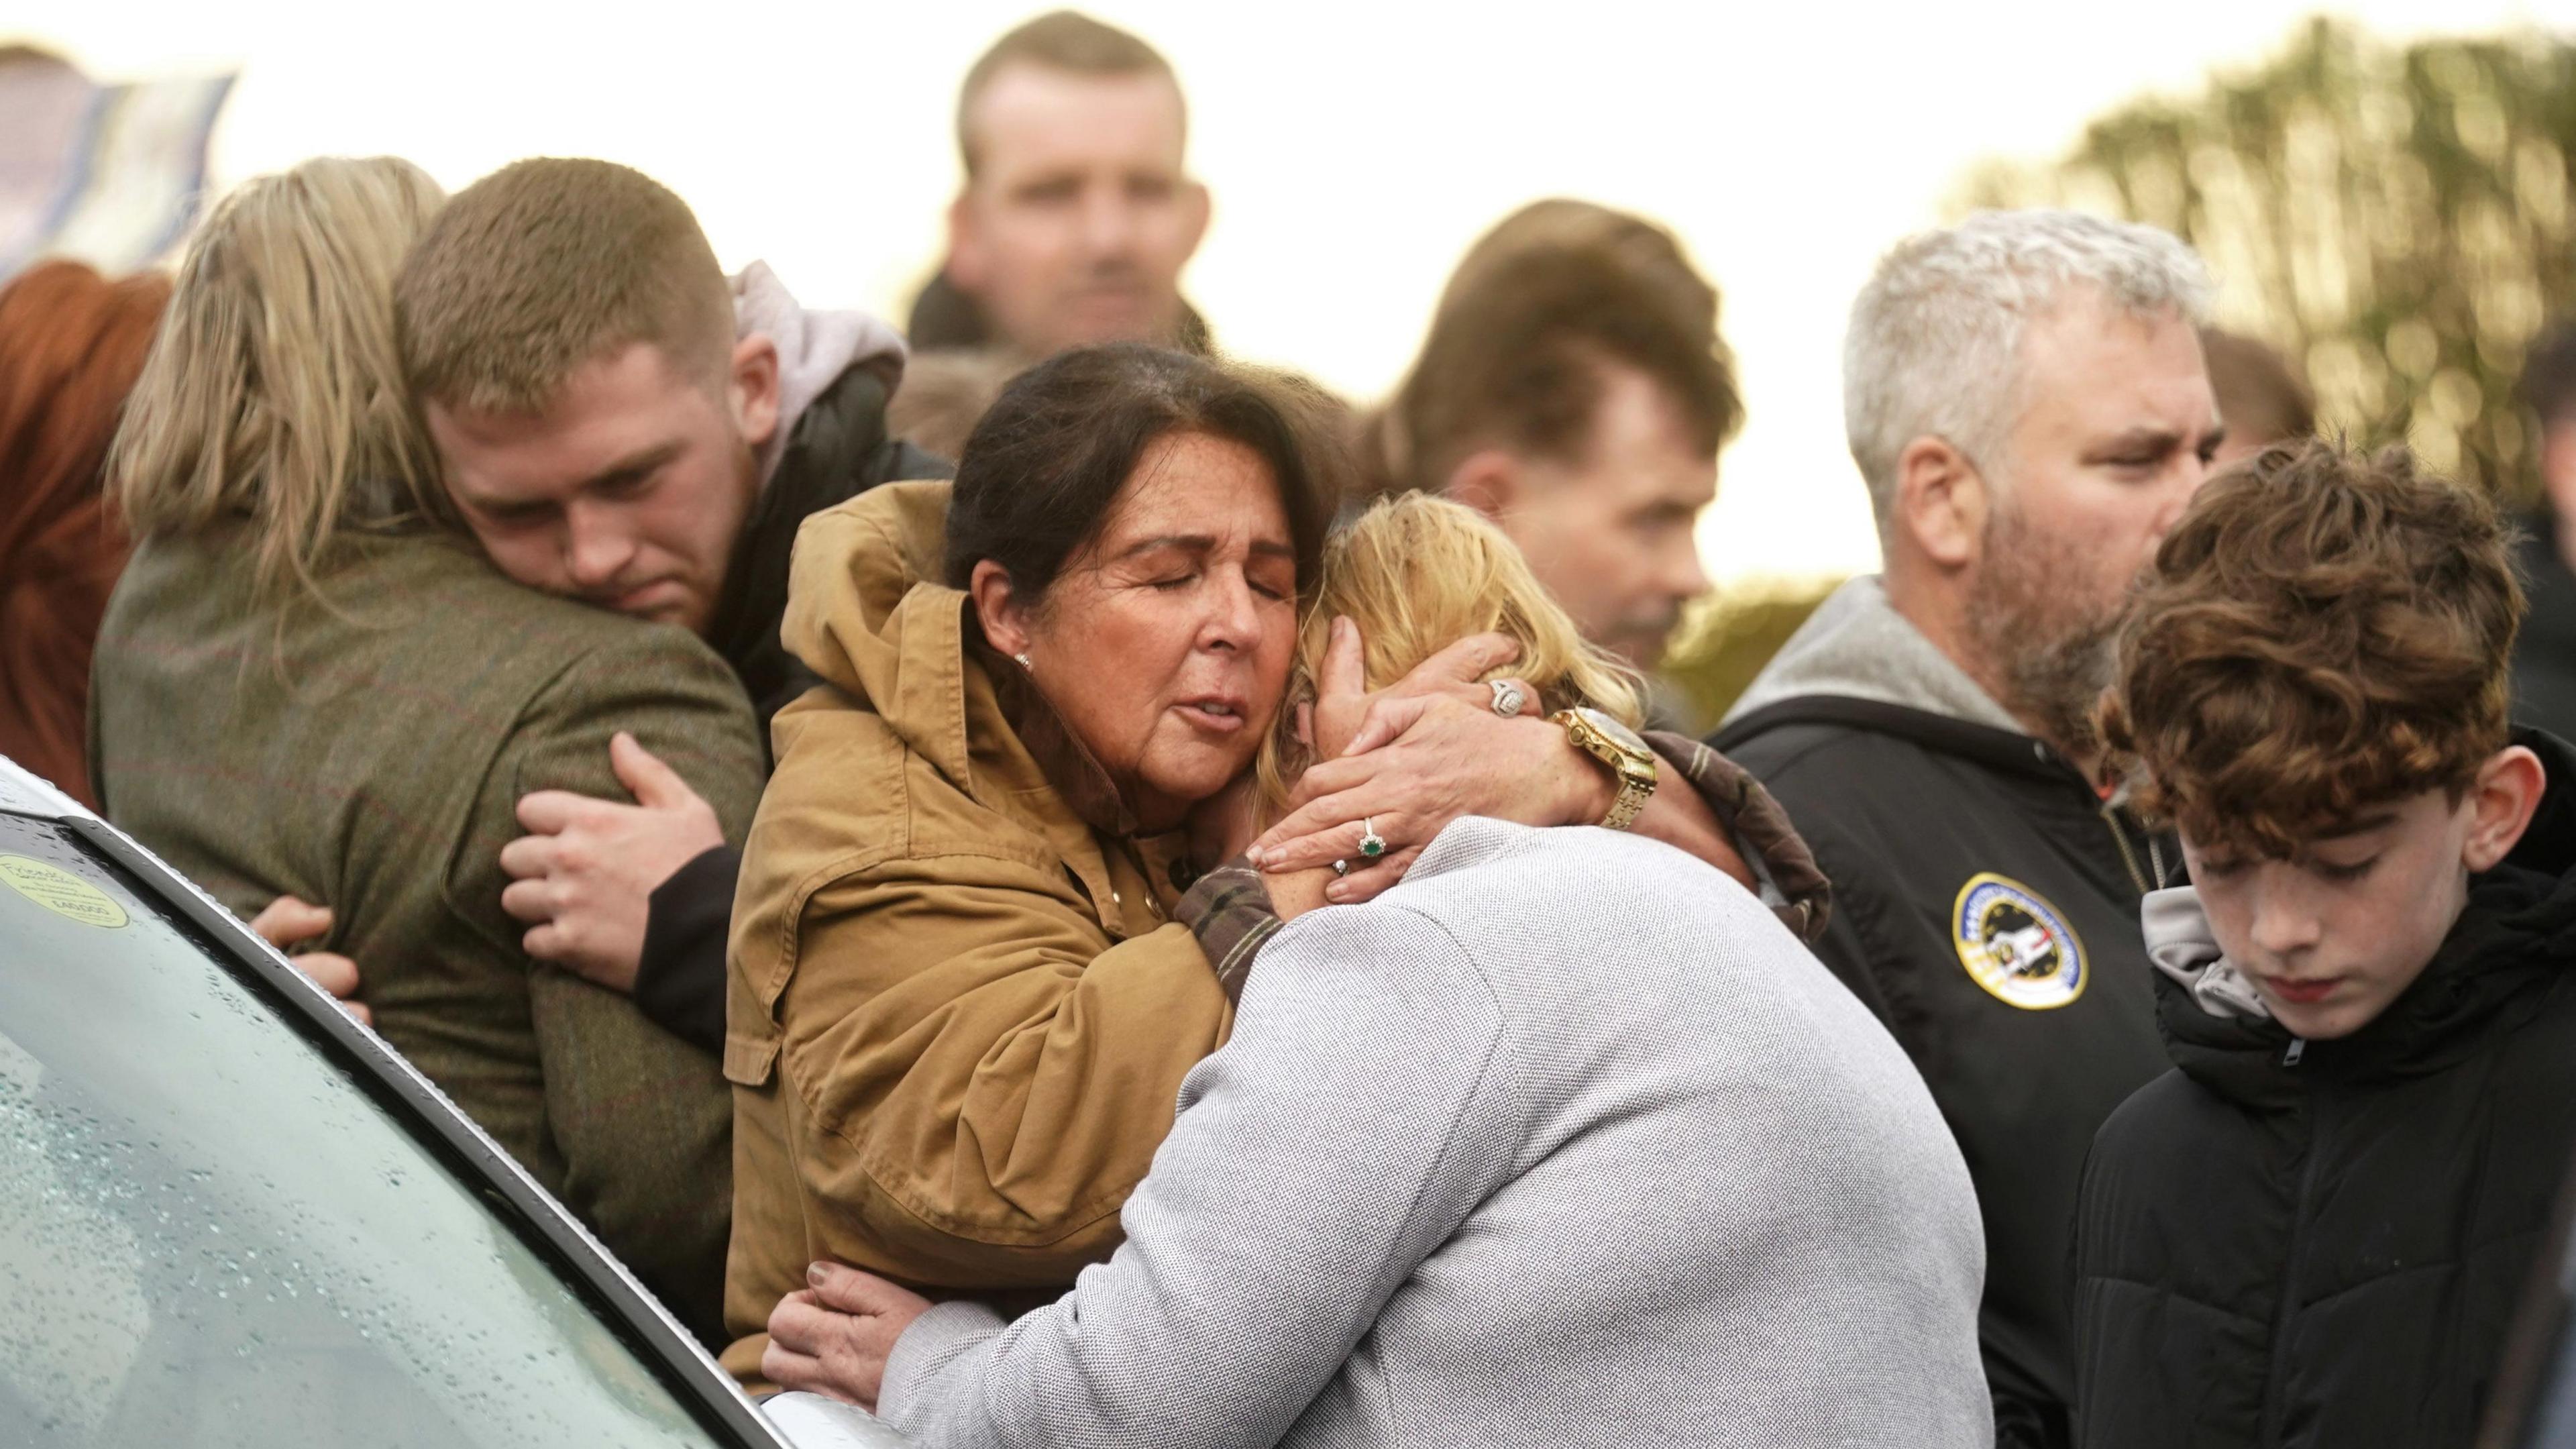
[1714,209,2222,1449]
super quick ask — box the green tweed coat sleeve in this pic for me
[444,625,766,1344]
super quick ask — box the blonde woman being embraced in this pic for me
[763,495,1993,1449]
[1250,491,1657,916]
[89,157,761,1340]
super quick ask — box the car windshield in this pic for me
[0,808,739,1448]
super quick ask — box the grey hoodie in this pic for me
[2139,885,2271,1022]
[1724,576,2024,733]
[879,818,1993,1449]
[729,260,909,488]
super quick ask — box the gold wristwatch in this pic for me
[1552,706,1658,830]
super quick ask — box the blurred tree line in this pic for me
[1960,16,2576,502]
[1665,17,2576,728]
[1659,580,1833,733]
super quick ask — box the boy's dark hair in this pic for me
[944,343,1339,606]
[956,11,1179,177]
[1373,200,1742,494]
[2099,438,2525,857]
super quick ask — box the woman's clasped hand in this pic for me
[1244,616,1611,904]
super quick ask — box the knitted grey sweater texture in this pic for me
[879,818,1993,1448]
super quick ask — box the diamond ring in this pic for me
[1489,679,1527,718]
[1358,818,1387,859]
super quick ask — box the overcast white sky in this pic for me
[9,0,2571,582]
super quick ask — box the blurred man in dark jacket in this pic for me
[2512,321,2576,743]
[906,11,1212,363]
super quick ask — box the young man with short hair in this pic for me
[2072,439,2576,1448]
[908,9,1212,361]
[394,158,945,1049]
[1373,199,1743,675]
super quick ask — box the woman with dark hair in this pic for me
[0,260,169,806]
[719,343,1826,1381]
[756,493,1986,1448]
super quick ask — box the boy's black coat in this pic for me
[2070,729,2576,1449]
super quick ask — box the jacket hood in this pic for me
[782,479,979,780]
[2140,885,2273,1022]
[733,261,909,488]
[2150,727,2576,1097]
[779,479,1146,859]
[1722,576,2027,736]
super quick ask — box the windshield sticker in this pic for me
[0,853,131,930]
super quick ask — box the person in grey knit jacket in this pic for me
[759,497,1992,1447]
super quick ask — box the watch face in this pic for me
[1572,706,1650,758]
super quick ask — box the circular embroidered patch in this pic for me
[1951,872,2084,1010]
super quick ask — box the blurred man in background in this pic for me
[1717,211,2221,1449]
[2200,325,2315,466]
[2512,320,2576,741]
[906,11,1210,363]
[884,347,1021,460]
[1368,200,1741,682]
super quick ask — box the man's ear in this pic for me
[969,559,1032,660]
[730,334,782,454]
[947,190,989,292]
[2463,743,2548,871]
[1443,448,1527,521]
[1894,435,1990,571]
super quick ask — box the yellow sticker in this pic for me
[0,854,129,930]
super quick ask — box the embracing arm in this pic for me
[628,845,743,1053]
[756,855,1238,1294]
[462,631,765,1339]
[1250,705,1796,910]
[871,904,1518,1449]
[1241,621,1821,908]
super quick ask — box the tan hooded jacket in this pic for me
[720,480,1234,1375]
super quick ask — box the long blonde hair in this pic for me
[1256,492,1645,816]
[110,156,449,600]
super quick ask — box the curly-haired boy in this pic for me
[2070,439,2576,1449]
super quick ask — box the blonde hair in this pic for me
[111,156,448,600]
[1256,492,1645,816]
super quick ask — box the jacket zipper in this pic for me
[2255,1073,2322,1446]
[2099,801,2153,894]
